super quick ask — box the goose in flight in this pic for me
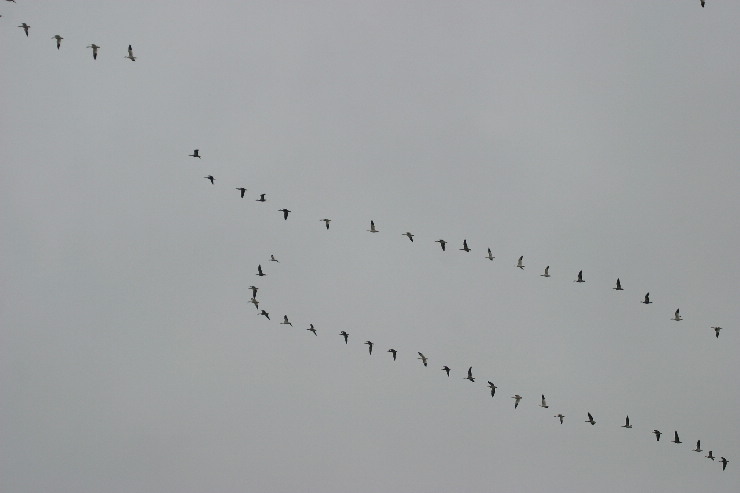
[364,341,373,355]
[671,309,682,321]
[706,451,715,460]
[278,209,291,220]
[464,366,475,382]
[541,266,550,277]
[259,310,270,320]
[442,366,451,377]
[87,44,100,59]
[574,270,585,283]
[249,286,258,298]
[320,219,331,230]
[388,348,397,361]
[52,35,63,49]
[642,292,652,304]
[555,414,565,424]
[517,256,525,269]
[256,265,265,276]
[653,430,662,441]
[693,440,702,453]
[712,326,722,338]
[460,239,471,252]
[700,0,705,7]
[18,23,30,36]
[672,431,681,444]
[485,248,495,261]
[417,352,428,367]
[270,255,279,262]
[307,324,317,336]
[512,395,522,409]
[256,194,266,202]
[621,416,632,429]
[402,232,414,242]
[249,297,259,309]
[339,331,349,344]
[367,220,379,233]
[720,457,728,471]
[435,239,447,251]
[125,44,136,61]
[586,413,596,425]
[488,381,497,397]
[613,278,623,291]
[189,149,201,158]
[539,395,549,408]
[204,175,214,184]
[236,187,247,198]
[281,315,292,327]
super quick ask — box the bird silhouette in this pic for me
[642,292,652,304]
[403,232,414,242]
[512,395,522,409]
[488,381,497,397]
[281,315,292,326]
[485,248,495,261]
[555,414,565,424]
[712,326,722,338]
[259,310,270,320]
[417,352,428,367]
[364,341,373,355]
[189,149,201,158]
[278,209,291,220]
[435,239,447,251]
[442,366,451,377]
[672,431,681,444]
[125,44,136,61]
[464,367,475,382]
[614,278,623,290]
[204,175,214,184]
[586,413,596,425]
[539,394,549,408]
[307,324,317,336]
[87,44,100,59]
[339,331,349,344]
[720,457,728,471]
[249,286,258,298]
[320,219,331,230]
[541,266,550,277]
[671,309,682,321]
[256,265,265,276]
[622,416,632,429]
[249,297,259,309]
[388,348,397,361]
[653,430,662,441]
[270,255,279,262]
[18,23,30,37]
[706,451,715,460]
[256,194,267,202]
[693,440,702,453]
[52,35,63,49]
[574,270,585,283]
[367,220,379,233]
[517,256,525,269]
[460,239,471,252]
[236,187,247,198]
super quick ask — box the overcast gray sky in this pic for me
[1,1,738,492]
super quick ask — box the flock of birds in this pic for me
[184,145,730,472]
[4,0,729,476]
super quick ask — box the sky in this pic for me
[1,1,738,492]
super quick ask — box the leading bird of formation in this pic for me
[3,0,729,475]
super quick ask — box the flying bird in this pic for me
[700,0,705,8]
[574,270,585,283]
[539,394,549,408]
[256,194,266,202]
[249,297,259,309]
[460,239,471,252]
[256,265,265,276]
[442,366,451,377]
[189,149,201,158]
[586,413,596,425]
[512,395,522,409]
[720,457,728,471]
[204,175,214,184]
[367,220,379,233]
[51,35,63,49]
[270,255,279,262]
[236,187,247,198]
[712,326,722,338]
[555,414,565,424]
[339,331,349,344]
[125,44,136,61]
[622,416,632,429]
[320,219,331,230]
[18,23,30,36]
[642,292,652,304]
[485,248,495,261]
[653,430,662,441]
[403,232,414,242]
[249,286,258,298]
[87,44,100,59]
[307,324,317,336]
[388,348,397,361]
[614,278,623,291]
[541,266,550,277]
[487,381,497,397]
[281,315,292,327]
[417,352,428,367]
[672,431,681,444]
[278,209,291,220]
[464,366,475,382]
[364,341,373,355]
[435,239,447,251]
[259,310,270,320]
[517,256,525,269]
[706,451,715,460]
[671,309,682,321]
[693,440,702,453]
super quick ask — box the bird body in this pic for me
[706,451,715,460]
[403,232,414,242]
[517,256,525,269]
[340,331,349,344]
[125,44,136,61]
[281,315,292,326]
[249,286,258,298]
[642,293,652,304]
[672,431,681,444]
[278,209,291,220]
[236,187,247,198]
[256,265,265,276]
[388,348,397,361]
[541,266,550,277]
[465,366,475,382]
[204,175,214,184]
[712,326,722,338]
[555,414,565,424]
[672,309,682,321]
[653,430,662,441]
[256,194,267,202]
[488,381,497,397]
[435,239,447,251]
[417,352,428,367]
[321,219,331,230]
[307,324,317,336]
[189,149,201,158]
[539,394,549,408]
[367,220,379,233]
[485,248,495,261]
[87,44,100,59]
[512,395,522,409]
[259,310,270,320]
[693,440,702,452]
[622,416,632,428]
[18,23,30,36]
[270,255,279,262]
[586,413,596,425]
[364,341,373,355]
[52,34,63,49]
[442,366,451,377]
[614,278,623,290]
[249,297,259,309]
[720,457,728,471]
[574,270,585,283]
[460,239,470,252]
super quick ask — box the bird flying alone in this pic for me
[672,309,682,321]
[442,366,451,377]
[18,23,30,36]
[339,331,349,344]
[574,270,585,283]
[465,367,475,382]
[706,451,715,460]
[485,248,495,261]
[541,266,550,277]
[256,194,266,202]
[653,430,662,441]
[488,381,497,397]
[249,286,258,298]
[189,149,201,158]
[539,395,549,408]
[364,341,373,355]
[270,255,279,262]
[614,278,623,290]
[204,175,214,184]
[512,395,522,409]
[281,315,292,326]
[125,44,136,61]
[367,220,379,233]
[517,256,525,269]
[672,431,681,444]
[417,352,428,367]
[320,219,331,230]
[435,239,447,251]
[388,348,397,361]
[460,239,471,252]
[87,44,100,59]
[278,209,291,220]
[52,35,63,49]
[555,414,565,424]
[693,440,702,453]
[249,297,259,309]
[259,310,270,320]
[622,416,632,429]
[642,292,652,304]
[586,413,596,425]
[236,187,247,198]
[256,265,265,276]
[720,457,728,471]
[403,232,414,242]
[712,326,722,338]
[307,324,317,336]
